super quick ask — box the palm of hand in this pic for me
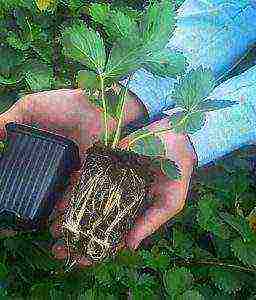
[0,89,196,268]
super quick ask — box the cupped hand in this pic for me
[0,88,145,267]
[0,89,197,269]
[118,118,197,250]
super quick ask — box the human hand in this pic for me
[0,89,197,267]
[118,117,197,250]
[0,88,146,267]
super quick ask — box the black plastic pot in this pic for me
[62,141,155,267]
[0,122,80,231]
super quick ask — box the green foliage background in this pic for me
[0,0,256,299]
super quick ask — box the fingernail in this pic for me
[78,257,92,267]
[52,241,67,260]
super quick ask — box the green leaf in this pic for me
[164,267,194,296]
[176,290,205,300]
[197,196,231,239]
[139,249,170,271]
[104,0,175,82]
[129,128,167,157]
[0,263,8,280]
[143,50,187,78]
[104,41,144,82]
[160,158,181,180]
[231,237,256,267]
[77,70,100,90]
[172,67,215,110]
[89,3,110,23]
[171,228,194,259]
[6,32,31,51]
[209,267,244,294]
[198,99,238,112]
[0,75,22,86]
[62,22,106,73]
[0,46,24,75]
[141,0,175,52]
[30,282,54,300]
[24,63,53,92]
[90,4,139,44]
[169,111,206,134]
[218,212,254,242]
[108,10,139,42]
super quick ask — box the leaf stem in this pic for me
[112,75,132,149]
[176,259,256,274]
[127,113,190,150]
[99,75,108,146]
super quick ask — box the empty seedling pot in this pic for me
[0,122,80,231]
[62,141,155,270]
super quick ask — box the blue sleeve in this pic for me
[124,0,256,120]
[184,65,256,166]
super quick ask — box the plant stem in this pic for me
[127,113,190,150]
[112,75,132,149]
[176,259,256,274]
[99,75,108,146]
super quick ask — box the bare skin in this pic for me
[0,88,197,267]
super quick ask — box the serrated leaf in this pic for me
[91,5,139,44]
[77,70,100,90]
[62,22,106,73]
[218,212,254,242]
[171,228,194,259]
[169,111,206,134]
[164,267,194,296]
[6,32,30,51]
[231,237,256,267]
[198,99,238,112]
[103,0,176,83]
[143,49,187,78]
[172,67,215,110]
[0,75,22,85]
[129,128,167,157]
[24,63,53,92]
[176,290,205,300]
[197,196,231,239]
[141,0,175,52]
[209,268,244,294]
[139,249,169,271]
[104,41,144,83]
[93,263,112,284]
[89,3,110,25]
[160,158,182,180]
[0,46,24,75]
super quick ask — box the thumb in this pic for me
[0,105,24,140]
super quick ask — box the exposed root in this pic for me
[62,145,154,270]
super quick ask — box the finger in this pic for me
[125,178,190,250]
[0,228,17,238]
[51,241,92,268]
[0,105,25,140]
[53,170,82,212]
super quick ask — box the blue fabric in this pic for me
[123,0,256,166]
[188,65,256,166]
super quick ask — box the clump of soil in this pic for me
[62,141,155,269]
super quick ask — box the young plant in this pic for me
[61,0,238,270]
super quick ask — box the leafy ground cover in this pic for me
[0,1,256,299]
